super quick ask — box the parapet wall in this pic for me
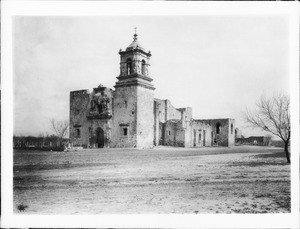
[154,99,181,123]
[195,118,235,146]
[69,90,90,147]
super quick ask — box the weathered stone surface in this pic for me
[69,33,235,149]
[195,119,235,146]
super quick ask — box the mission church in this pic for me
[70,31,235,148]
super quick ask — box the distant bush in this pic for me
[13,135,68,152]
[14,145,65,152]
[17,204,28,212]
[271,140,288,148]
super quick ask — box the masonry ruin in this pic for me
[70,32,235,148]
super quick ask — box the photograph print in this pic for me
[8,4,298,220]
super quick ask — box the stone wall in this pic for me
[70,87,115,148]
[154,99,166,123]
[227,119,235,146]
[163,120,185,147]
[111,86,138,148]
[136,86,154,148]
[87,119,112,148]
[191,120,213,147]
[119,51,150,77]
[70,87,235,149]
[154,99,182,123]
[165,100,182,121]
[196,118,235,146]
[154,99,192,147]
[69,90,90,147]
[153,100,160,146]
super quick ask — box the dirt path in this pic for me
[13,146,290,214]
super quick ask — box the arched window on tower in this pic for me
[126,58,132,75]
[141,59,146,75]
[216,123,221,134]
[231,123,233,134]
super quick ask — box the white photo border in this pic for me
[1,1,299,228]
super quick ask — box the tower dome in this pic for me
[126,32,145,51]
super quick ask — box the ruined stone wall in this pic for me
[163,120,185,147]
[176,107,193,147]
[196,118,235,146]
[165,100,181,121]
[191,121,213,147]
[136,86,154,148]
[184,121,193,147]
[153,100,160,146]
[86,87,114,148]
[177,107,192,128]
[111,86,138,148]
[158,122,164,145]
[154,99,182,123]
[69,90,90,147]
[70,87,115,148]
[154,99,187,146]
[227,119,235,146]
[154,99,166,123]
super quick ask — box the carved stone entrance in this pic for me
[96,127,105,148]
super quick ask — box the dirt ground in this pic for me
[13,145,290,214]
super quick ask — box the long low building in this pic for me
[69,32,235,148]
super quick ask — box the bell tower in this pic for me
[115,29,154,90]
[112,29,155,148]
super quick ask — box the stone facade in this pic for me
[70,32,235,148]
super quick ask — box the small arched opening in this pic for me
[231,123,234,134]
[216,122,221,134]
[141,59,146,75]
[126,58,132,75]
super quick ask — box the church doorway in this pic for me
[96,127,105,148]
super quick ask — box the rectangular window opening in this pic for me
[76,128,81,138]
[123,127,128,136]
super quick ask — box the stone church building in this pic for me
[70,32,235,148]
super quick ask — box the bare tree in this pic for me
[50,118,69,146]
[244,93,290,163]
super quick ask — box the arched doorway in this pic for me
[126,58,132,75]
[96,127,105,148]
[141,59,146,75]
[216,122,221,134]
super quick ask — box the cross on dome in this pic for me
[126,27,145,51]
[133,27,138,41]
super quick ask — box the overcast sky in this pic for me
[13,16,290,138]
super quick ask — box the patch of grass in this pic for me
[254,193,273,198]
[17,204,28,212]
[273,196,291,211]
[14,162,116,172]
[254,151,286,159]
[228,161,287,167]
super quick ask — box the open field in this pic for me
[13,146,290,214]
